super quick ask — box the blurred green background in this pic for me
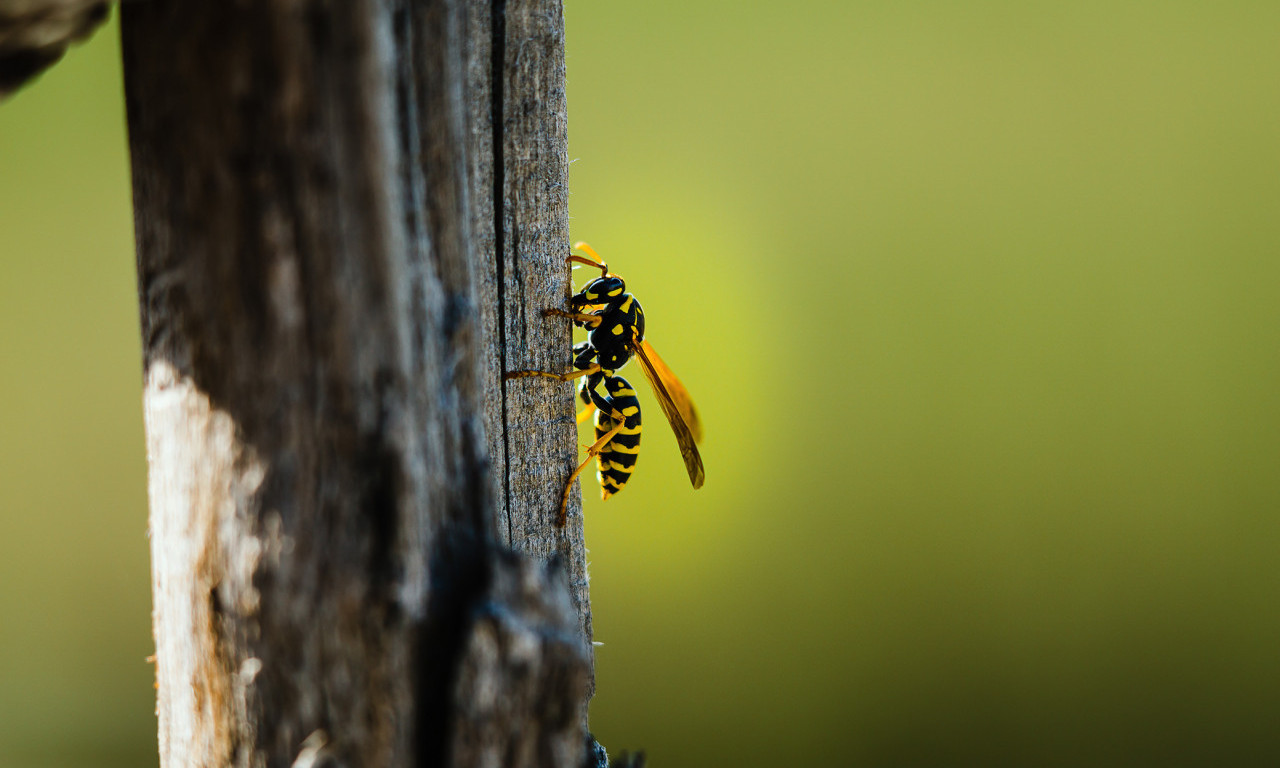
[3,2,1279,766]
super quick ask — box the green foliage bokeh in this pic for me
[3,3,1280,766]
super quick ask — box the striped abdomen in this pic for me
[595,375,641,499]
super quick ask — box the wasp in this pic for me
[504,242,705,526]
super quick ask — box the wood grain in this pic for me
[464,0,593,677]
[122,0,592,765]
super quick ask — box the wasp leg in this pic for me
[503,363,602,382]
[575,374,599,424]
[557,415,627,527]
[542,307,602,326]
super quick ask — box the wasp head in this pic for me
[571,275,626,309]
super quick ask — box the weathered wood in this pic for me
[121,0,592,765]
[464,0,592,672]
[449,552,590,768]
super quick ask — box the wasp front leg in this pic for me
[543,307,602,327]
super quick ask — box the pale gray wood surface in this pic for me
[122,0,596,765]
[464,0,592,672]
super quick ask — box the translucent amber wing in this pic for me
[639,339,703,444]
[632,337,705,489]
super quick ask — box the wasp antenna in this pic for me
[572,242,610,276]
[572,241,599,260]
[567,254,609,275]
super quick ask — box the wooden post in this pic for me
[120,0,598,765]
[464,0,592,660]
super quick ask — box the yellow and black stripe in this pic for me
[503,243,702,526]
[593,375,641,499]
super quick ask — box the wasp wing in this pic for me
[631,336,705,489]
[639,339,703,443]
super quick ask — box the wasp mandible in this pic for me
[504,242,705,526]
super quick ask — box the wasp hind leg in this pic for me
[591,376,641,502]
[555,374,641,527]
[576,375,598,424]
[556,416,628,527]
